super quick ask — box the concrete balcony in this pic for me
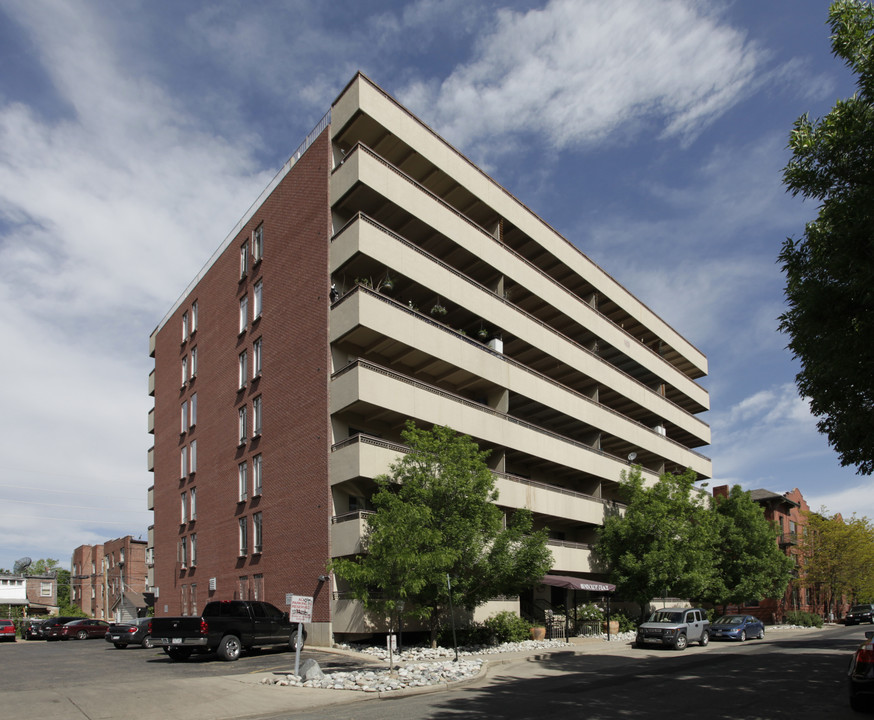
[546,540,595,574]
[330,282,710,473]
[147,446,154,472]
[330,511,374,557]
[331,359,661,486]
[147,407,155,434]
[148,369,155,397]
[147,485,154,511]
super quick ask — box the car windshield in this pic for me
[648,610,684,623]
[851,605,872,612]
[715,616,745,625]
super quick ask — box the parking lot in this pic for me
[4,636,377,689]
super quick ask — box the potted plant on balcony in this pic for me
[430,299,447,318]
[378,272,395,293]
[476,324,490,342]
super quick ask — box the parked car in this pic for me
[23,618,47,640]
[846,604,874,625]
[58,619,111,640]
[0,619,16,642]
[635,607,710,650]
[709,614,765,642]
[848,630,874,711]
[105,618,154,649]
[40,616,81,640]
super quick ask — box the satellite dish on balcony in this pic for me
[627,452,637,462]
[13,557,32,574]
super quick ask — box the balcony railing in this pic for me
[331,433,627,509]
[332,214,710,435]
[333,358,662,476]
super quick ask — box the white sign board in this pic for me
[288,595,313,624]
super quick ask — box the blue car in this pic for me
[709,614,765,642]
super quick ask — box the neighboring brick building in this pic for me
[712,485,843,623]
[24,574,58,613]
[148,73,712,644]
[71,537,149,621]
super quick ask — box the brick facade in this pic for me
[150,129,331,620]
[71,537,149,620]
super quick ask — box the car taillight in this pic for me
[128,626,138,634]
[148,621,152,634]
[857,646,874,664]
[199,619,208,636]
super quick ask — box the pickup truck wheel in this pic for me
[166,648,192,661]
[289,628,307,652]
[673,633,688,651]
[217,635,242,661]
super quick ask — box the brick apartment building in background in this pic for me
[71,536,149,622]
[147,72,712,645]
[712,485,847,622]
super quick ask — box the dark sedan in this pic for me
[23,618,46,640]
[709,614,765,642]
[846,604,874,625]
[105,618,153,649]
[58,619,111,640]
[848,630,874,711]
[41,616,83,640]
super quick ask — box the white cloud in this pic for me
[400,0,765,154]
[805,482,874,520]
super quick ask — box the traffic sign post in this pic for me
[288,595,313,677]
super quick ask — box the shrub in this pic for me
[436,622,491,647]
[611,610,637,633]
[483,611,532,644]
[784,611,823,628]
[573,603,604,621]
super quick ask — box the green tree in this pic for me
[707,486,794,611]
[779,0,874,474]
[800,512,874,611]
[595,467,717,619]
[330,422,553,646]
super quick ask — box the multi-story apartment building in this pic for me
[71,536,149,621]
[148,73,711,645]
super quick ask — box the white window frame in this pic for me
[180,491,188,524]
[253,396,262,437]
[240,241,249,278]
[191,301,198,334]
[253,454,262,497]
[181,356,188,387]
[190,533,197,567]
[253,512,262,554]
[238,350,248,389]
[238,461,248,502]
[40,581,52,597]
[238,517,248,556]
[190,393,197,427]
[190,345,198,378]
[253,224,263,262]
[189,486,197,521]
[181,401,189,434]
[238,406,247,445]
[189,439,197,474]
[253,337,262,378]
[180,537,188,568]
[182,311,189,343]
[239,296,248,333]
[180,448,188,479]
[253,279,262,320]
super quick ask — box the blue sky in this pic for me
[0,0,869,572]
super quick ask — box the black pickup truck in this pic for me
[151,600,306,661]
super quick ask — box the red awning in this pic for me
[540,574,615,593]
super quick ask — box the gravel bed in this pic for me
[262,634,635,692]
